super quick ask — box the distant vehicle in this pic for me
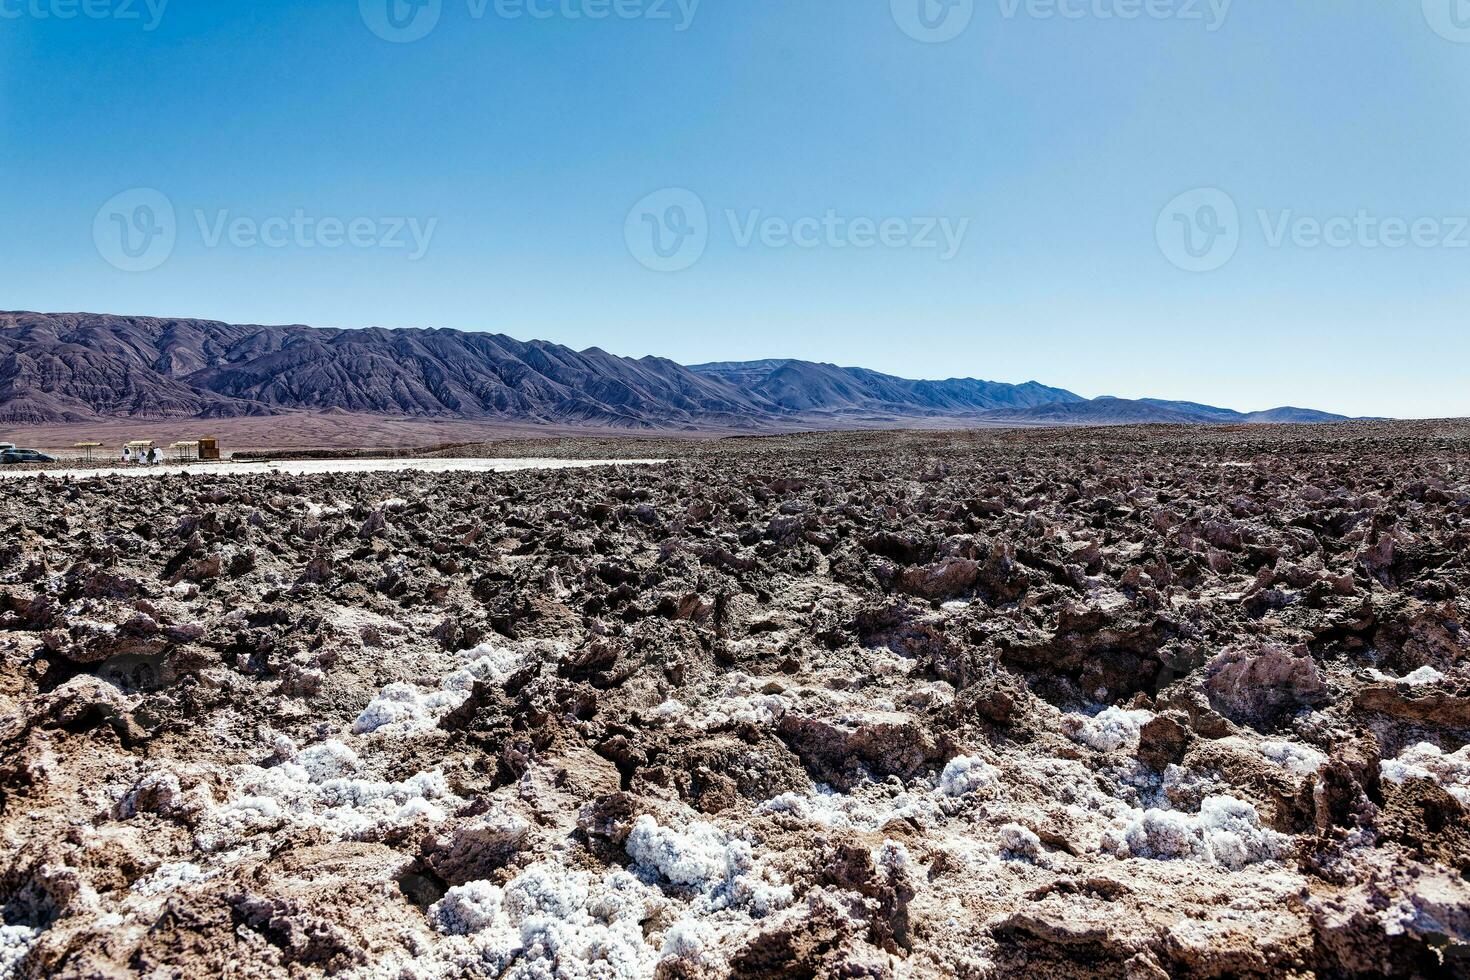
[0,448,57,464]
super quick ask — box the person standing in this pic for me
[122,446,132,465]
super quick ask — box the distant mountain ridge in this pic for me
[0,313,767,430]
[0,312,1355,429]
[686,359,1082,418]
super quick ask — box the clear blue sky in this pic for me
[3,0,1468,418]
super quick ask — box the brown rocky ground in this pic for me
[1,423,1468,978]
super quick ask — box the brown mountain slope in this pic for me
[0,312,1354,430]
[0,313,770,429]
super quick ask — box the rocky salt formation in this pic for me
[0,422,1468,977]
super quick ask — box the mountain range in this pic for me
[0,312,1353,430]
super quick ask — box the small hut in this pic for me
[197,437,221,461]
[169,440,200,463]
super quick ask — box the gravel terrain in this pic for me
[1,423,1467,978]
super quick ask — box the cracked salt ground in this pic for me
[353,643,526,735]
[6,426,1470,976]
[100,639,809,977]
[759,752,1289,871]
[1381,743,1470,806]
[393,818,805,977]
[1063,706,1155,752]
[0,928,39,978]
[174,644,535,861]
[144,690,452,866]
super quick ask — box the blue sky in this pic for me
[2,0,1468,418]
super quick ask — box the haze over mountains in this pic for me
[0,312,1352,430]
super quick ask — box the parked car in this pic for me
[0,448,57,464]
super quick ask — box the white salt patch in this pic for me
[0,925,39,977]
[298,739,360,781]
[132,861,216,896]
[1381,742,1470,805]
[195,761,454,851]
[663,672,802,730]
[650,699,686,718]
[352,682,466,735]
[199,795,285,849]
[695,693,789,729]
[1213,737,1327,778]
[875,839,915,878]
[353,644,522,735]
[1065,707,1155,752]
[1370,666,1446,686]
[939,756,999,797]
[189,642,548,881]
[627,817,737,889]
[1105,795,1288,870]
[116,771,183,818]
[626,816,792,916]
[1259,741,1328,777]
[758,784,940,832]
[432,880,504,935]
[427,863,660,979]
[998,824,1042,860]
[659,919,722,972]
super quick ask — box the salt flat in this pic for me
[3,424,1466,978]
[0,457,666,479]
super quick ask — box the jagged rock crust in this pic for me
[0,423,1467,977]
